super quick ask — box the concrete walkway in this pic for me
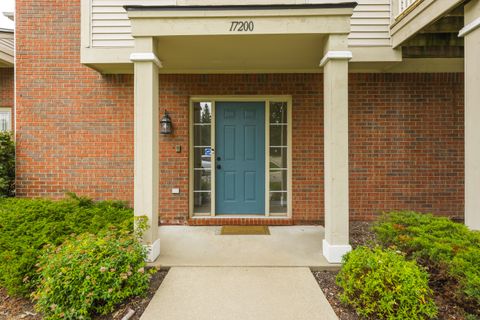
[140,267,338,320]
[150,226,334,268]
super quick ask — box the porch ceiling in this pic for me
[121,3,353,74]
[155,34,326,73]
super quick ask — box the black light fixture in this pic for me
[160,110,172,134]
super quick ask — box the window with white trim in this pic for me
[0,108,12,132]
[269,102,288,214]
[192,102,213,214]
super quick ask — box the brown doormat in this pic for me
[220,225,270,235]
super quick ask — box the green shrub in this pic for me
[373,211,480,312]
[33,230,151,319]
[336,247,438,320]
[0,131,15,197]
[0,195,133,296]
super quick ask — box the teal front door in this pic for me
[215,102,265,214]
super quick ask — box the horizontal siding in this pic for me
[89,0,392,48]
[348,0,392,47]
[90,0,175,47]
[0,36,14,59]
[0,39,13,51]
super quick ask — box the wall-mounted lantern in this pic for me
[160,110,172,135]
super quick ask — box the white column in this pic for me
[131,37,162,262]
[320,35,352,263]
[460,0,480,230]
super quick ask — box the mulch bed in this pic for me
[0,288,39,320]
[0,268,168,320]
[313,221,472,320]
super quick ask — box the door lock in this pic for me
[216,165,221,169]
[217,157,221,161]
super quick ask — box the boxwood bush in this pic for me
[0,195,133,296]
[374,211,480,314]
[336,246,438,320]
[0,131,15,197]
[32,230,150,320]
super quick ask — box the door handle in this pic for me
[217,157,221,161]
[217,164,221,170]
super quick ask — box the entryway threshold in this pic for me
[148,226,338,269]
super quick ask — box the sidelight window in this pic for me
[192,102,212,214]
[268,101,289,215]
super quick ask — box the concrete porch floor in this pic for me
[150,226,337,268]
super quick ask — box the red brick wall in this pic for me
[15,0,465,224]
[159,74,464,224]
[349,73,464,220]
[16,0,134,201]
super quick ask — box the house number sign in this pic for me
[229,21,255,32]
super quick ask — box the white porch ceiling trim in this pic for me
[459,17,480,37]
[319,50,352,67]
[130,52,163,68]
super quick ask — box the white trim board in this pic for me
[130,52,163,68]
[319,50,353,67]
[459,17,480,37]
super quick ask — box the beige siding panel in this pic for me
[92,33,135,40]
[93,40,137,47]
[91,0,175,47]
[351,19,391,26]
[92,13,131,20]
[352,11,391,19]
[349,0,392,47]
[354,5,391,12]
[349,38,392,46]
[92,20,131,27]
[94,0,175,4]
[92,26,132,34]
[0,39,14,51]
[348,32,390,39]
[350,25,389,32]
[92,6,128,13]
[356,0,389,4]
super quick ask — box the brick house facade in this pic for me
[14,27,466,223]
[13,0,479,262]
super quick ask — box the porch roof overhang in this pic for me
[0,28,14,68]
[119,3,355,74]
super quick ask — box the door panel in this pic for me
[244,125,256,160]
[215,102,265,214]
[224,126,236,160]
[224,171,236,201]
[244,171,256,201]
